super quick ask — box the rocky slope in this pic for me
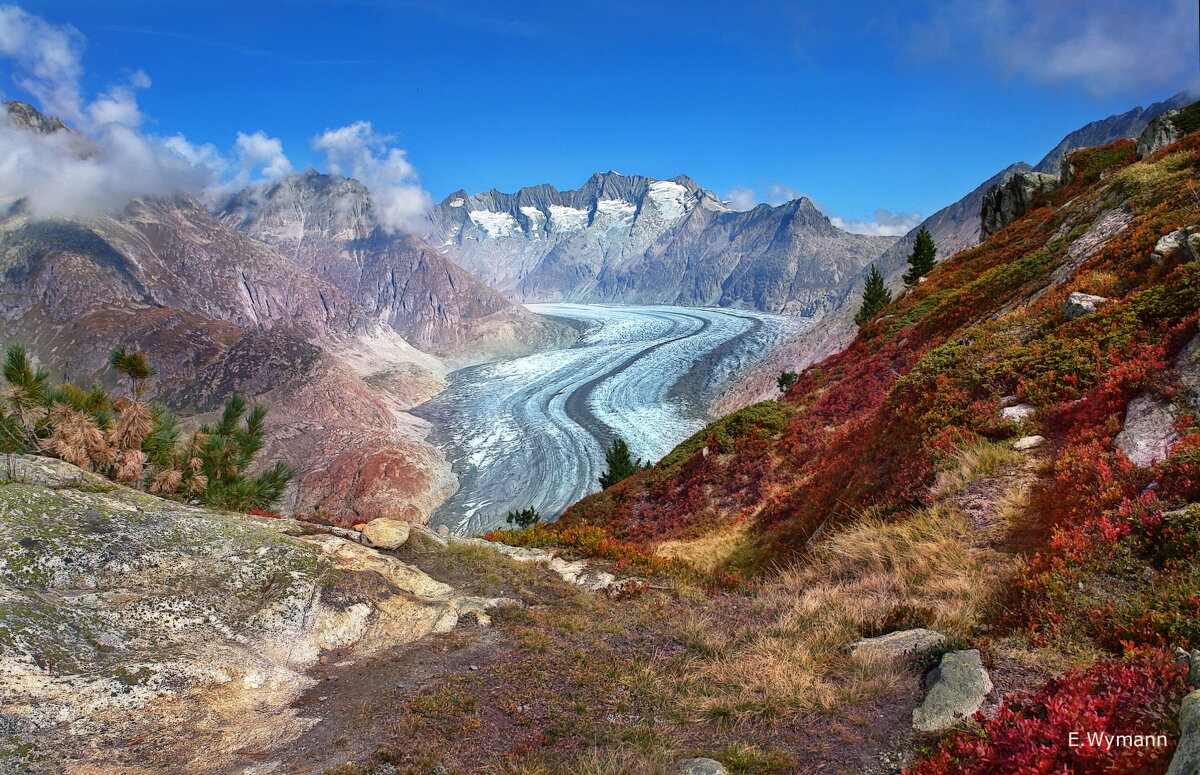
[714,92,1197,411]
[216,172,571,361]
[427,171,895,315]
[515,124,1200,773]
[0,455,512,774]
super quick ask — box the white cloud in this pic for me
[767,182,804,206]
[724,185,758,211]
[313,121,431,234]
[910,0,1197,97]
[830,208,923,237]
[0,5,295,217]
[235,130,293,182]
[0,5,84,123]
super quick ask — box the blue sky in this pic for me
[5,0,1198,234]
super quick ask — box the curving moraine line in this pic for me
[412,304,806,535]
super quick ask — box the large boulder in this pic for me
[360,517,412,549]
[912,649,993,732]
[1168,691,1200,775]
[0,455,507,774]
[980,171,1059,239]
[1063,291,1111,320]
[1114,393,1180,467]
[847,628,947,660]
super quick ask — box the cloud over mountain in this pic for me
[0,4,430,229]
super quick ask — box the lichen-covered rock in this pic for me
[1012,435,1046,451]
[1168,691,1200,775]
[0,455,506,774]
[360,517,411,549]
[1114,393,1180,467]
[847,628,947,660]
[912,649,993,732]
[1001,403,1036,422]
[1063,291,1111,320]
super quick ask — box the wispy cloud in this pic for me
[97,25,377,66]
[907,0,1197,97]
[830,209,922,237]
[723,181,920,236]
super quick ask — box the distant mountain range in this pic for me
[427,172,895,316]
[0,100,566,524]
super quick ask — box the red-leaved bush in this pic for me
[905,653,1187,775]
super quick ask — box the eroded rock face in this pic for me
[0,455,507,774]
[1114,393,1180,467]
[912,649,993,732]
[980,171,1059,239]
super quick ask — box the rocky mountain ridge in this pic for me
[428,171,895,316]
[217,171,570,361]
[0,101,567,524]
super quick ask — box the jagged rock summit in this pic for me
[217,171,571,360]
[428,171,895,315]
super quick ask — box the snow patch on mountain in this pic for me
[648,180,688,220]
[519,205,545,231]
[596,198,636,226]
[468,209,520,238]
[548,204,588,232]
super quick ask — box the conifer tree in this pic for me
[903,226,937,286]
[855,265,893,325]
[777,371,799,393]
[598,437,650,489]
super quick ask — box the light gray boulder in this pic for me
[1114,393,1180,467]
[1001,403,1036,422]
[1013,435,1046,451]
[1063,291,1111,320]
[676,758,730,775]
[847,628,947,660]
[1168,691,1200,775]
[912,649,993,732]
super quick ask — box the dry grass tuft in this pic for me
[930,439,1021,499]
[654,521,752,571]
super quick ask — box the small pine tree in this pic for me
[505,507,542,528]
[777,371,799,393]
[598,437,651,489]
[855,265,893,326]
[902,226,937,286]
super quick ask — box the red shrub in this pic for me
[905,653,1187,775]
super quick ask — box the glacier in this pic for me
[413,303,807,535]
